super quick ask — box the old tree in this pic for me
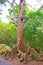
[0,0,43,63]
[0,0,29,62]
[8,0,27,59]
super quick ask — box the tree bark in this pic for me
[16,0,25,52]
[17,18,24,52]
[7,0,25,58]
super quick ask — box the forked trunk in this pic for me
[17,0,25,52]
[8,0,25,58]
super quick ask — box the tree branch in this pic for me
[7,0,15,7]
[19,0,25,17]
[12,18,18,26]
[7,0,11,5]
[11,0,15,7]
[25,4,35,10]
[7,0,18,26]
[16,0,25,24]
[13,7,18,26]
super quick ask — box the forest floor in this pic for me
[0,56,43,65]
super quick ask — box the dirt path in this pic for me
[8,57,43,65]
[0,56,43,65]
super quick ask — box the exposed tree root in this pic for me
[3,44,43,63]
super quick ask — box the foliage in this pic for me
[0,22,17,47]
[7,5,31,22]
[0,6,43,51]
[24,7,43,51]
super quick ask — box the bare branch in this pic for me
[11,0,15,4]
[11,0,15,7]
[7,0,11,5]
[13,6,18,26]
[25,4,35,10]
[12,0,15,3]
[7,0,18,26]
[19,0,25,18]
[12,20,18,26]
[7,0,15,7]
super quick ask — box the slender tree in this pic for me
[0,1,29,62]
[0,0,43,62]
[7,0,25,53]
[0,0,28,60]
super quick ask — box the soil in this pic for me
[0,56,43,65]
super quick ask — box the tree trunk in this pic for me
[17,17,24,52]
[6,0,25,59]
[17,0,25,52]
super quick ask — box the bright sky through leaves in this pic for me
[0,0,43,23]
